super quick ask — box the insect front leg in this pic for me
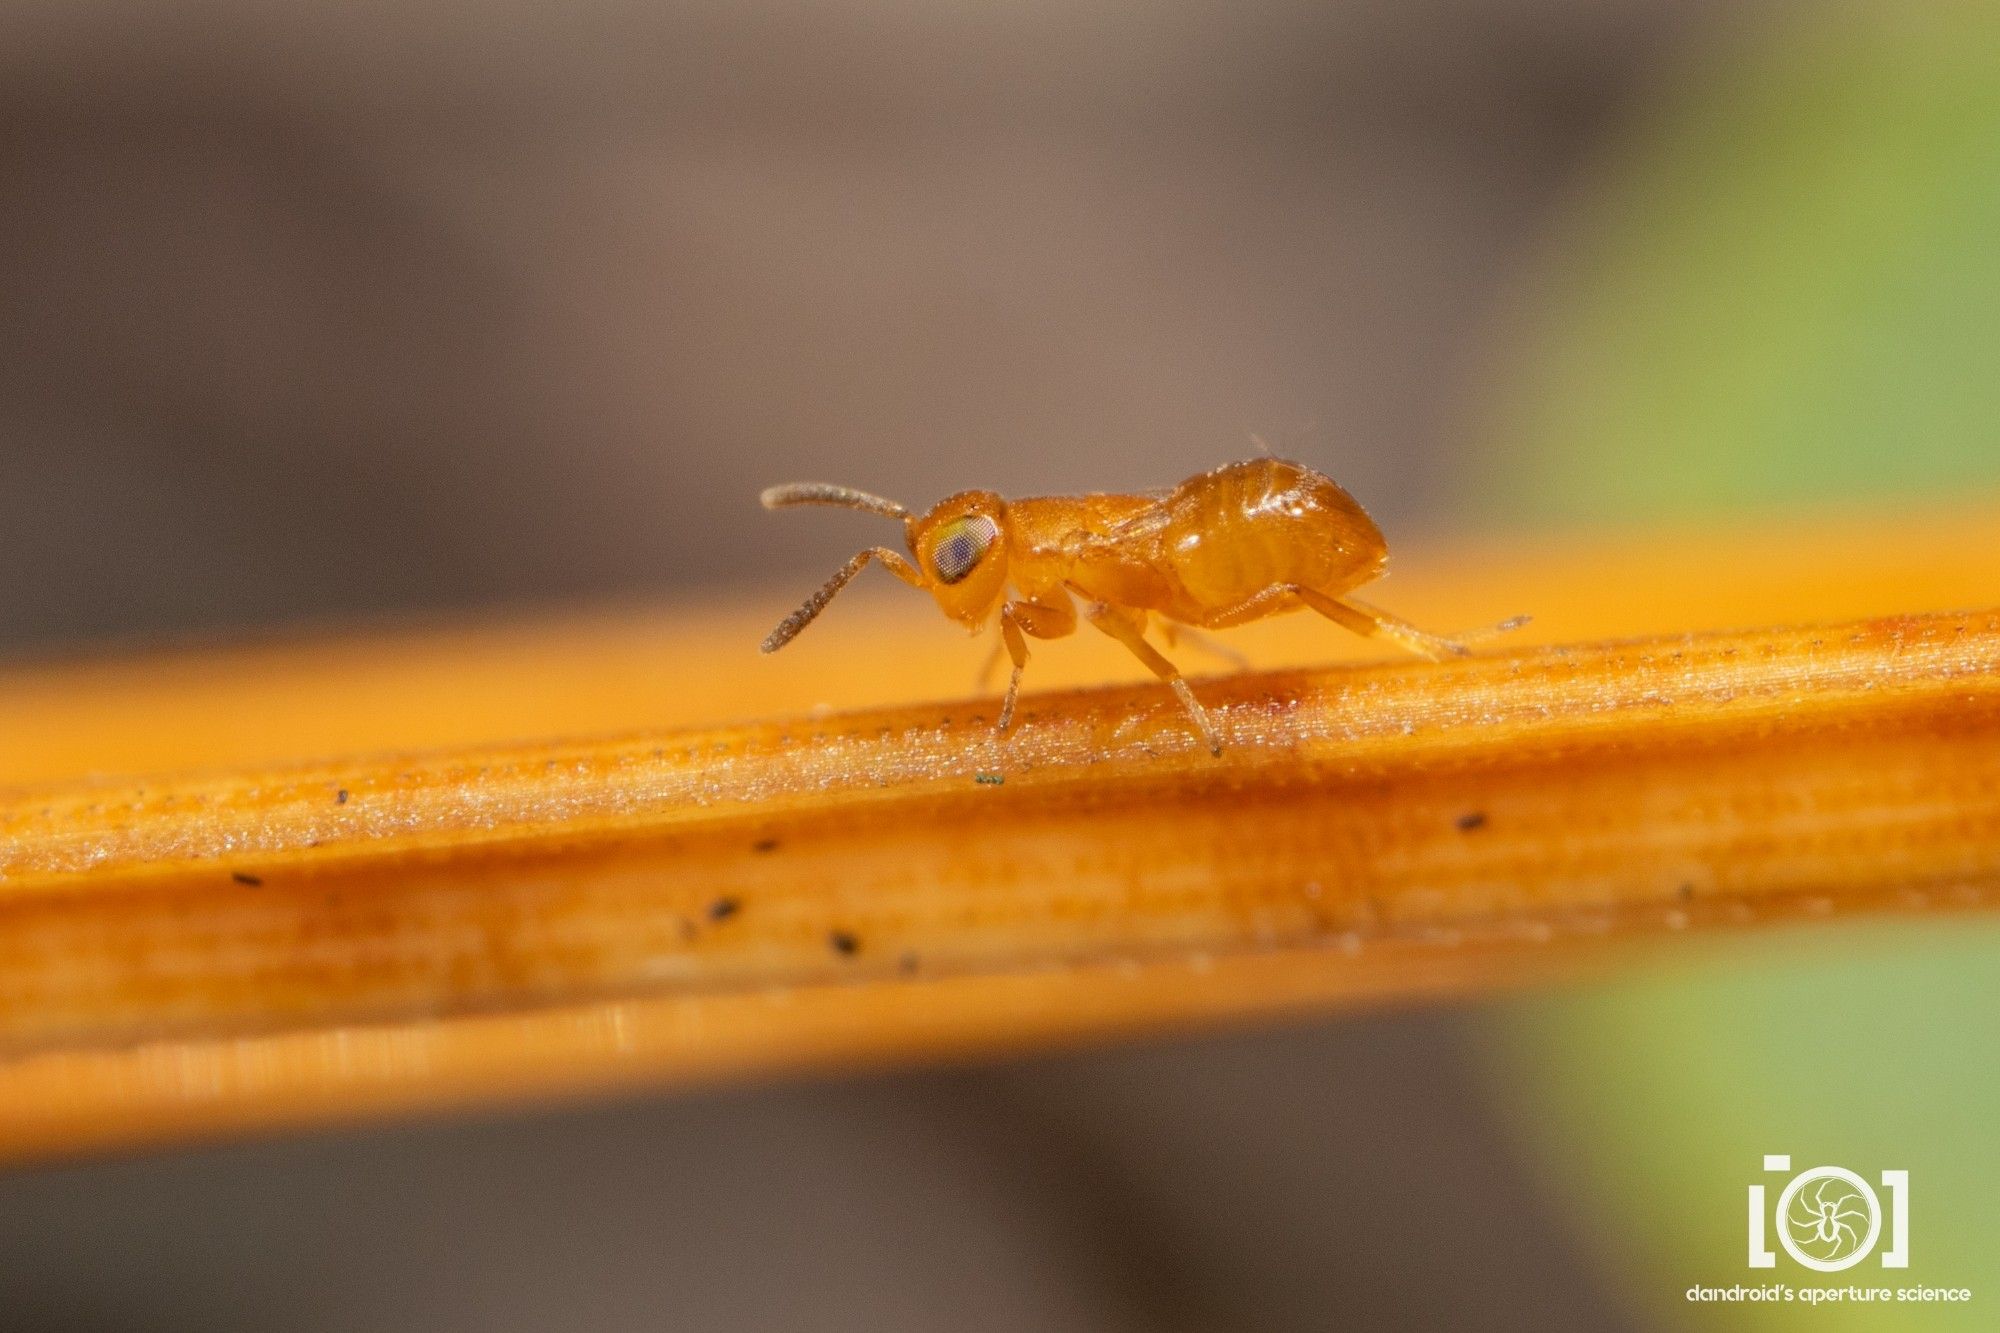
[997,611,1030,733]
[1075,595,1221,755]
[994,597,1076,734]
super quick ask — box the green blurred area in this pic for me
[1469,5,2000,1328]
[1478,4,2000,520]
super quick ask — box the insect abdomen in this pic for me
[1162,458,1387,611]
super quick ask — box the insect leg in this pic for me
[1011,597,1078,639]
[1294,589,1471,661]
[997,609,1030,733]
[1078,598,1221,755]
[1196,586,1295,630]
[762,547,924,653]
[994,597,1077,733]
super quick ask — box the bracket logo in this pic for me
[1749,1156,1909,1272]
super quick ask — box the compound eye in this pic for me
[930,516,997,585]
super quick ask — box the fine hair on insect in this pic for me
[761,457,1527,754]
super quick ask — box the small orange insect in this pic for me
[761,456,1523,753]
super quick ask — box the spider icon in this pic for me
[1784,1177,1870,1263]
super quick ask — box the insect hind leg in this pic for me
[1200,583,1522,661]
[1197,586,1296,631]
[1295,589,1471,661]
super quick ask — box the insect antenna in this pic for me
[762,547,910,653]
[761,483,909,520]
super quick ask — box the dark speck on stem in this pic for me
[708,896,742,922]
[751,837,779,854]
[232,872,264,887]
[974,773,1005,786]
[1455,811,1488,833]
[829,929,860,958]
[336,789,349,805]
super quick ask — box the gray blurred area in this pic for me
[0,1021,1627,1333]
[1,0,1697,652]
[0,0,1714,1326]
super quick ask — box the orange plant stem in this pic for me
[1,600,1998,1162]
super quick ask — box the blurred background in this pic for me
[3,0,1999,1328]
